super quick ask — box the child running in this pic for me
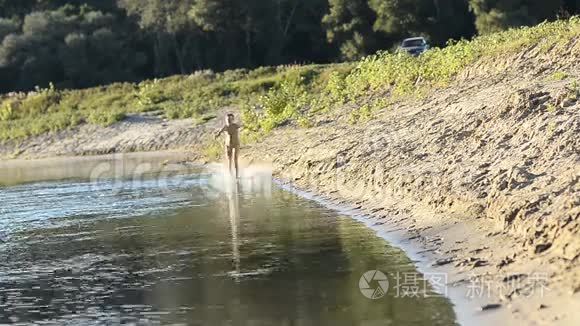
[215,113,241,178]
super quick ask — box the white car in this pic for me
[400,37,430,56]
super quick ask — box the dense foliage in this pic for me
[1,0,577,93]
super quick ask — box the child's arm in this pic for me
[215,126,226,139]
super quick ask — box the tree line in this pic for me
[1,0,578,93]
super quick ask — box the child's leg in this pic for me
[234,147,240,178]
[226,146,233,174]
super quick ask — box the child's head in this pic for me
[226,113,234,124]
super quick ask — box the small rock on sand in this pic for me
[534,243,552,254]
[432,257,455,267]
[480,303,502,311]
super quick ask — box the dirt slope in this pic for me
[0,111,225,159]
[243,47,579,324]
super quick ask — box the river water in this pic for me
[0,153,456,325]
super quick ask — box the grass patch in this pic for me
[546,103,558,113]
[549,71,569,81]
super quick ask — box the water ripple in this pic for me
[0,173,210,237]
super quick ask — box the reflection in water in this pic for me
[0,154,457,325]
[227,182,241,276]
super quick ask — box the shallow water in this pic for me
[0,154,456,325]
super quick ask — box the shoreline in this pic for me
[273,179,510,325]
[201,159,577,325]
[237,65,579,323]
[270,177,571,325]
[204,155,579,325]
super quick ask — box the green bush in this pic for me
[136,79,168,108]
[86,110,126,126]
[17,86,61,118]
[0,101,14,121]
[257,79,308,132]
